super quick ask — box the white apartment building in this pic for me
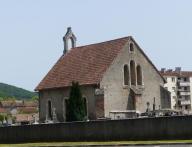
[160,67,192,113]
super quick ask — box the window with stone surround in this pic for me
[136,65,142,85]
[130,60,136,85]
[83,97,88,118]
[130,43,134,52]
[123,65,129,85]
[48,100,52,120]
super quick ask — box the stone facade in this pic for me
[36,28,171,122]
[100,38,169,117]
[39,86,98,122]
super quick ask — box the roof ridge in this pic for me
[73,36,130,49]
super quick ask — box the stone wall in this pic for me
[160,86,171,109]
[39,85,97,122]
[100,38,166,117]
[1,116,192,143]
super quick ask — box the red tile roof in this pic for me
[36,36,165,91]
[0,108,7,113]
[23,101,38,107]
[18,107,38,114]
[36,37,129,90]
[0,100,38,107]
[160,71,192,77]
[15,114,34,122]
[0,101,15,107]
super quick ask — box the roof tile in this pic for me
[36,37,129,90]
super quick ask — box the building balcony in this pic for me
[179,91,191,96]
[178,82,190,87]
[180,100,191,105]
[178,89,190,92]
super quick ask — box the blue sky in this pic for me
[0,0,192,91]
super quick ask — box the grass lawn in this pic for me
[1,140,192,147]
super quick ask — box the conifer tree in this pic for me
[66,81,86,121]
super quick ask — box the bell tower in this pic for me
[63,27,77,54]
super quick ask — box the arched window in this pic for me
[48,100,52,120]
[83,97,88,119]
[130,60,136,85]
[68,38,73,49]
[64,99,68,121]
[130,43,134,52]
[123,65,129,85]
[137,65,142,85]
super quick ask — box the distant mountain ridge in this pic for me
[0,83,37,99]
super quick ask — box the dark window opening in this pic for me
[136,65,142,85]
[83,97,88,119]
[130,43,134,52]
[130,60,136,85]
[48,100,52,120]
[64,99,68,121]
[124,65,129,85]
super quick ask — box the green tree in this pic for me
[0,114,7,123]
[32,95,39,101]
[0,83,37,99]
[66,81,86,121]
